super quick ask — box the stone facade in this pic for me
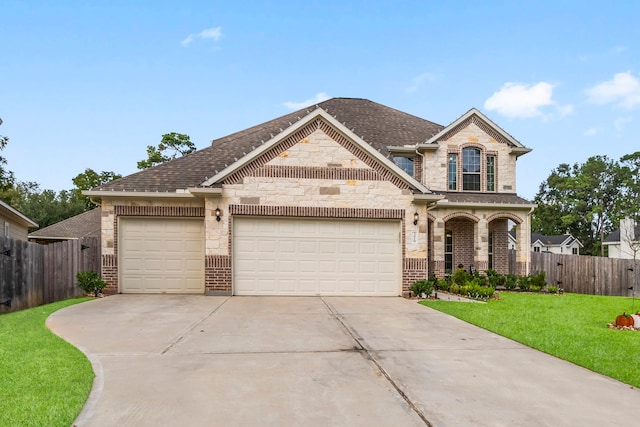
[422,121,517,193]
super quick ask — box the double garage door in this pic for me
[234,218,401,296]
[119,217,401,296]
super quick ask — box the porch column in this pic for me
[432,217,446,277]
[476,218,489,272]
[516,216,531,276]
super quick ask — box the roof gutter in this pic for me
[83,190,198,199]
[435,200,537,210]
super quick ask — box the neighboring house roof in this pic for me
[604,226,640,243]
[509,231,583,247]
[0,199,37,228]
[91,98,445,193]
[28,208,101,241]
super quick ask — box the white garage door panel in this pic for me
[120,218,204,294]
[234,218,401,296]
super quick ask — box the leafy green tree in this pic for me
[71,168,121,209]
[0,117,15,193]
[137,132,196,169]
[533,156,624,256]
[9,185,85,229]
[618,151,640,223]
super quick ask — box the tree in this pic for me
[0,117,15,193]
[137,132,196,169]
[9,184,86,229]
[72,168,122,209]
[618,151,640,223]
[532,156,624,256]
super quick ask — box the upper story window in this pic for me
[393,156,414,177]
[462,148,481,191]
[486,155,495,192]
[447,146,497,193]
[448,154,457,190]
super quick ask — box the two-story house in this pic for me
[84,98,534,297]
[604,217,640,259]
[508,231,583,255]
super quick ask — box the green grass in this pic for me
[0,298,94,427]
[421,292,640,388]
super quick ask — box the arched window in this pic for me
[462,147,481,191]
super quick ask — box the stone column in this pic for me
[432,217,446,277]
[476,218,489,272]
[516,216,531,276]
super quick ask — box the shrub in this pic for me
[547,285,558,294]
[450,283,460,295]
[517,275,531,291]
[530,285,542,292]
[437,278,450,292]
[496,275,506,288]
[411,280,434,298]
[452,268,471,286]
[460,283,495,301]
[531,271,547,288]
[474,275,488,287]
[485,269,498,277]
[504,274,518,290]
[76,271,106,296]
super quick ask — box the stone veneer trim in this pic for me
[442,211,480,223]
[487,211,524,224]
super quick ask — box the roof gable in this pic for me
[201,108,432,193]
[423,108,531,153]
[0,200,37,228]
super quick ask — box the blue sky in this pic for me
[2,0,640,199]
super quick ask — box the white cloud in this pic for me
[405,72,436,93]
[614,116,632,133]
[585,71,640,108]
[484,82,556,118]
[583,127,598,136]
[181,26,223,47]
[556,104,574,118]
[283,93,330,110]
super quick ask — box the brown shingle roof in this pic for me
[29,208,101,240]
[95,98,444,192]
[436,192,532,205]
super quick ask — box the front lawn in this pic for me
[421,292,640,388]
[0,298,94,427]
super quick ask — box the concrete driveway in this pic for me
[48,296,640,427]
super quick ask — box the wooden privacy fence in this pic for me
[510,250,640,296]
[0,236,100,313]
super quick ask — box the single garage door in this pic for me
[234,217,401,296]
[120,218,204,293]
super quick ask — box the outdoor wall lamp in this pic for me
[413,212,419,226]
[215,207,222,222]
